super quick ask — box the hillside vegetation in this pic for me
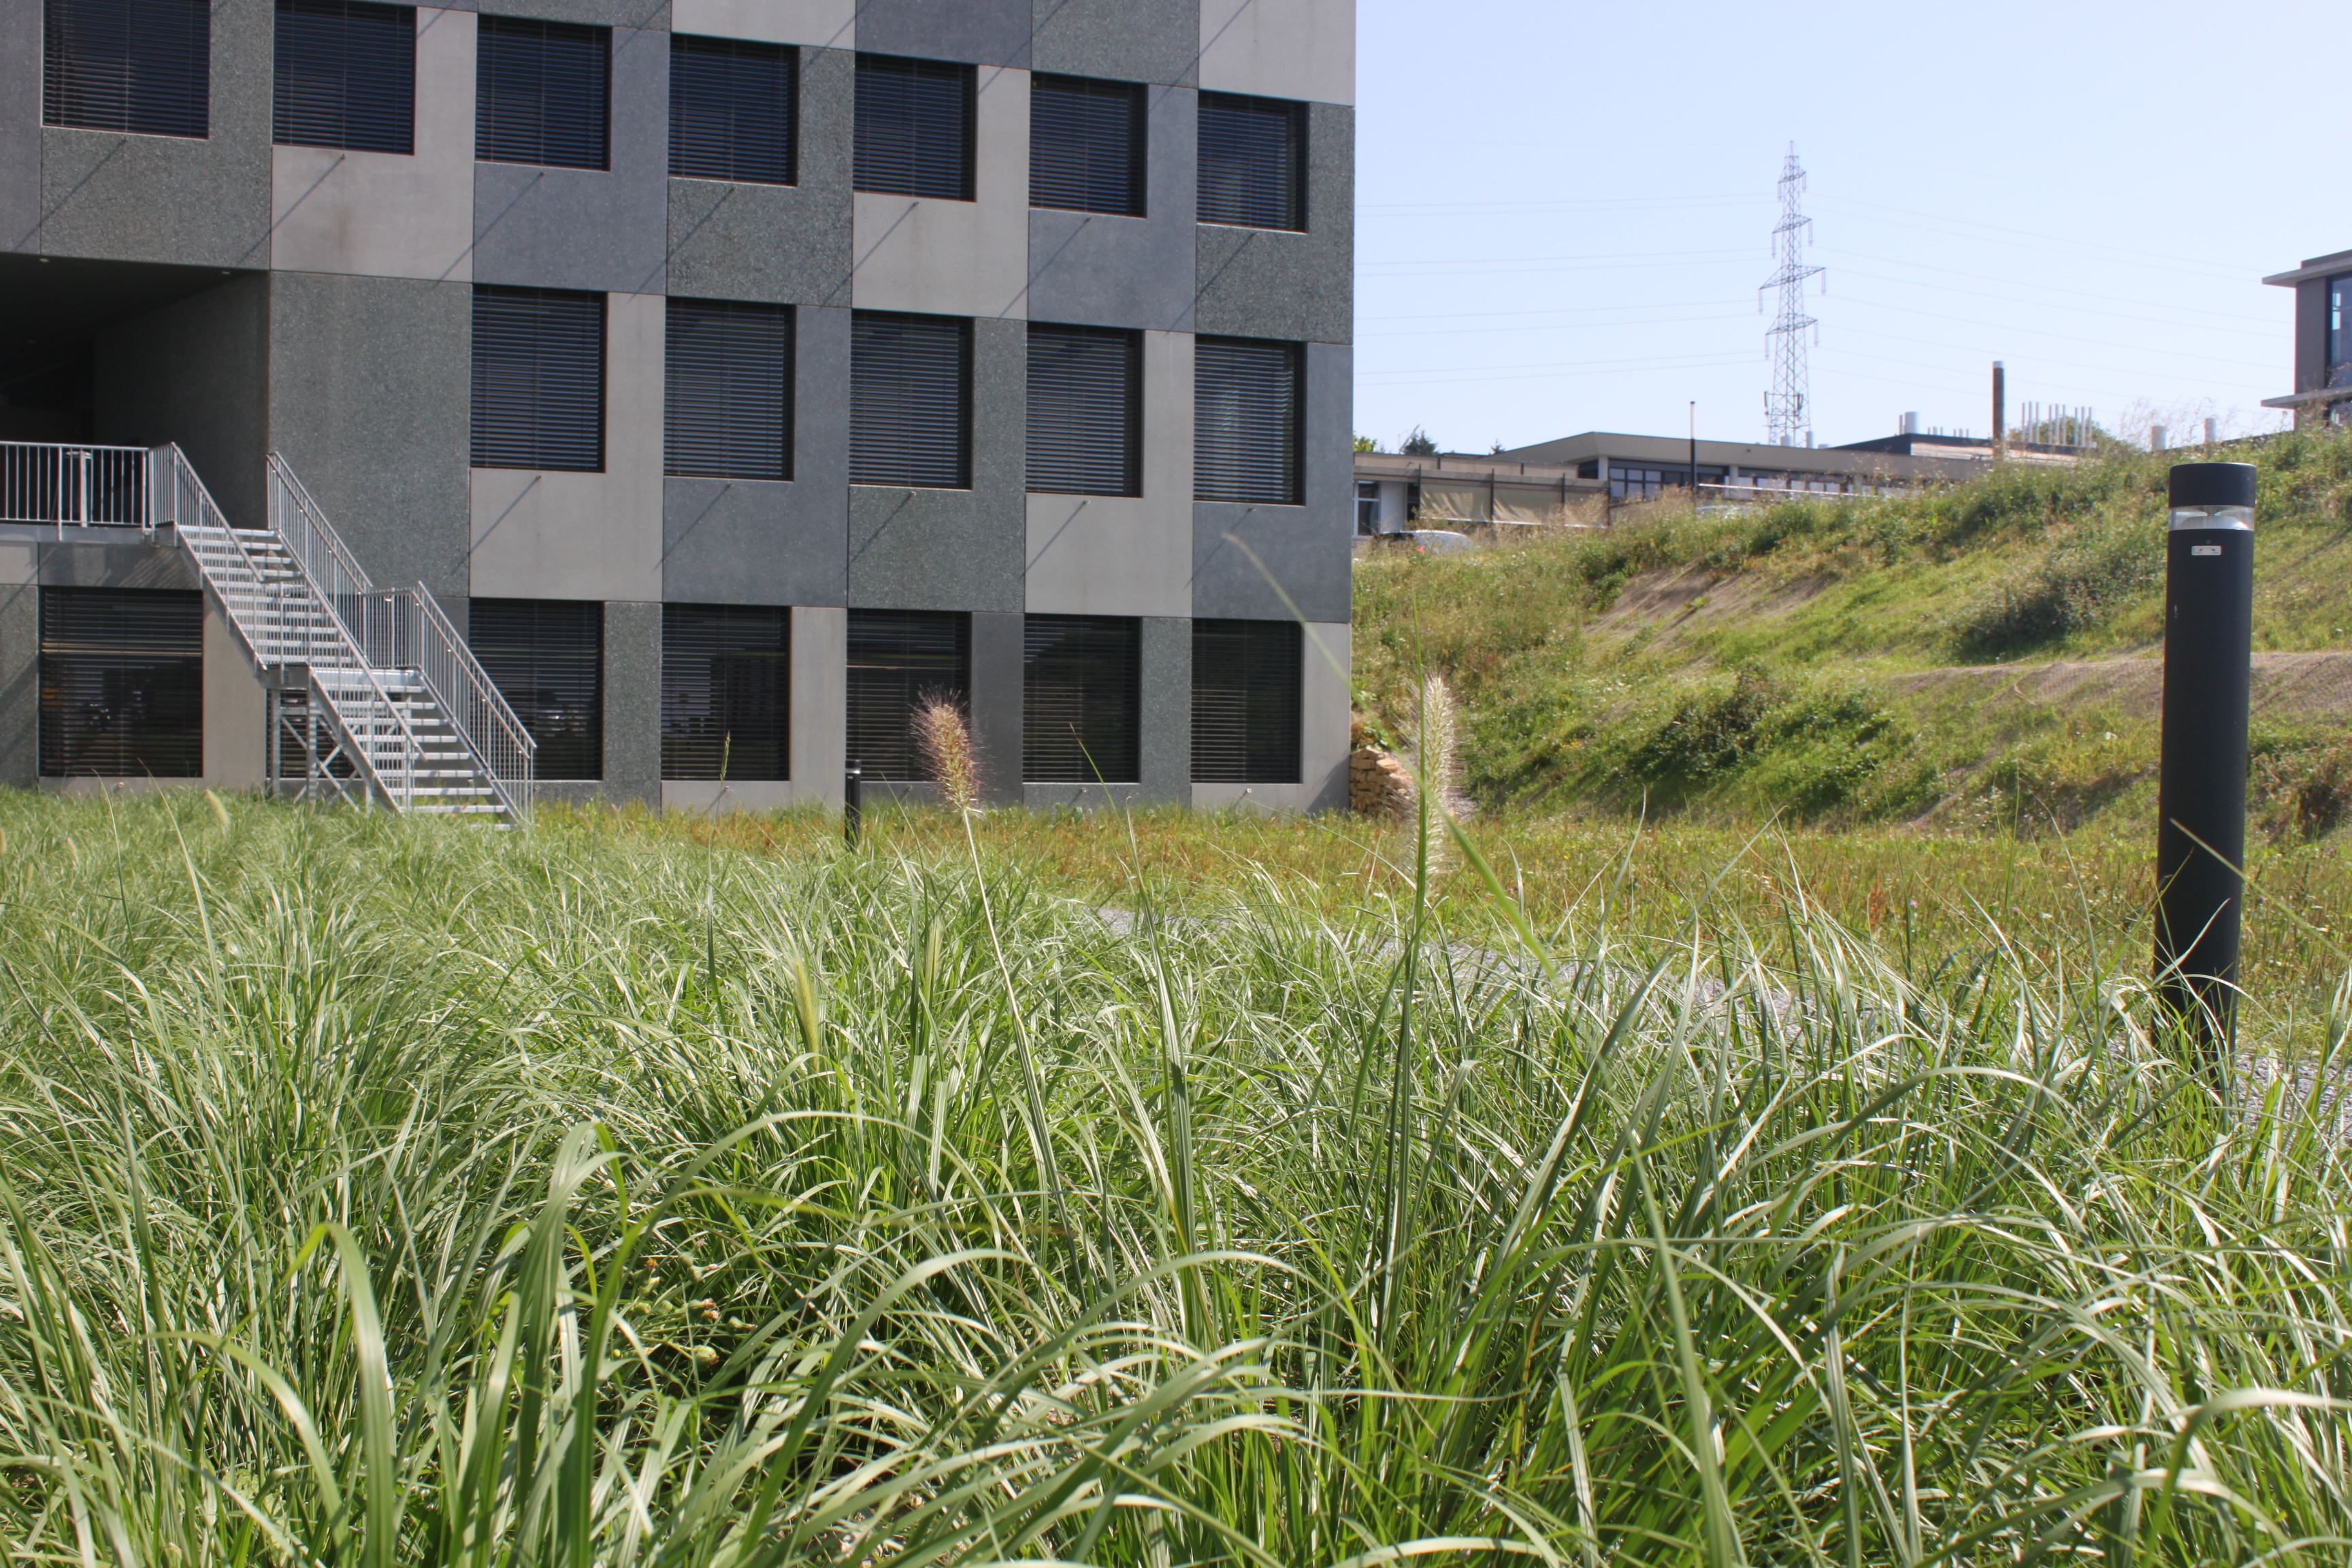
[1354,426,2352,836]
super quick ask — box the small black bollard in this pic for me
[843,760,863,849]
[2154,461,2257,1061]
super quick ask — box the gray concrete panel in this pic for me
[1298,617,1347,809]
[1030,0,1198,85]
[850,65,1030,317]
[37,540,201,591]
[1299,337,1352,551]
[268,273,474,597]
[1024,88,1194,331]
[470,292,666,600]
[1198,0,1353,105]
[201,598,265,787]
[483,0,672,28]
[670,0,853,47]
[664,302,848,601]
[664,478,848,603]
[847,316,1025,611]
[1137,612,1189,802]
[666,46,854,304]
[271,9,477,280]
[94,274,273,527]
[0,577,35,787]
[1192,102,1351,345]
[36,0,275,266]
[602,598,663,802]
[968,608,1023,803]
[790,602,845,794]
[0,0,39,252]
[471,26,670,293]
[857,0,1030,67]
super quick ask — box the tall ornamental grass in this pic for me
[0,791,2347,1564]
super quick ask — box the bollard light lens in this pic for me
[2169,504,2253,532]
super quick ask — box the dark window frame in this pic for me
[39,587,205,779]
[476,14,610,171]
[662,603,791,781]
[665,297,794,481]
[849,310,973,490]
[1028,72,1145,217]
[1196,91,1305,231]
[2330,274,2352,386]
[1024,614,1141,784]
[1193,336,1303,506]
[472,286,607,474]
[853,52,975,201]
[470,598,604,781]
[1026,323,1141,497]
[846,608,970,782]
[274,0,416,154]
[43,0,212,139]
[669,33,797,186]
[1190,617,1301,785]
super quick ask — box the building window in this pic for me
[1191,618,1299,784]
[470,598,602,780]
[850,312,970,489]
[1029,74,1143,216]
[1197,92,1303,231]
[1194,336,1301,504]
[670,34,795,185]
[666,299,792,481]
[2330,275,2352,389]
[853,54,973,200]
[663,604,789,781]
[39,588,203,777]
[1024,615,1139,783]
[476,15,608,170]
[1356,479,1379,534]
[43,0,211,138]
[1605,463,1727,500]
[274,0,414,154]
[847,609,968,781]
[1026,324,1140,497]
[472,287,605,472]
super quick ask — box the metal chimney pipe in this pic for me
[1992,361,2006,455]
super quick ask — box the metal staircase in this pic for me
[4,439,533,824]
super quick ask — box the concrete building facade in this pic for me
[2261,248,2352,428]
[0,0,1355,814]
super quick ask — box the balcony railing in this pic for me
[0,442,151,532]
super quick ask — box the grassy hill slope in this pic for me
[1353,425,2352,836]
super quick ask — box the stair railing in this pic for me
[155,444,427,812]
[266,455,534,820]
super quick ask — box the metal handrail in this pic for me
[406,582,535,821]
[265,453,534,819]
[161,445,424,812]
[0,442,151,533]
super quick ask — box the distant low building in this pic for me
[2260,248,2352,427]
[1497,431,2019,504]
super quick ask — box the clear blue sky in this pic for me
[1352,0,2334,455]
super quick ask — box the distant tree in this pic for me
[1490,440,1507,455]
[1354,434,1382,453]
[1400,426,1437,456]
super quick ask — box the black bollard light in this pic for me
[844,760,863,849]
[2154,461,2257,1061]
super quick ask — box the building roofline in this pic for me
[2262,248,2352,288]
